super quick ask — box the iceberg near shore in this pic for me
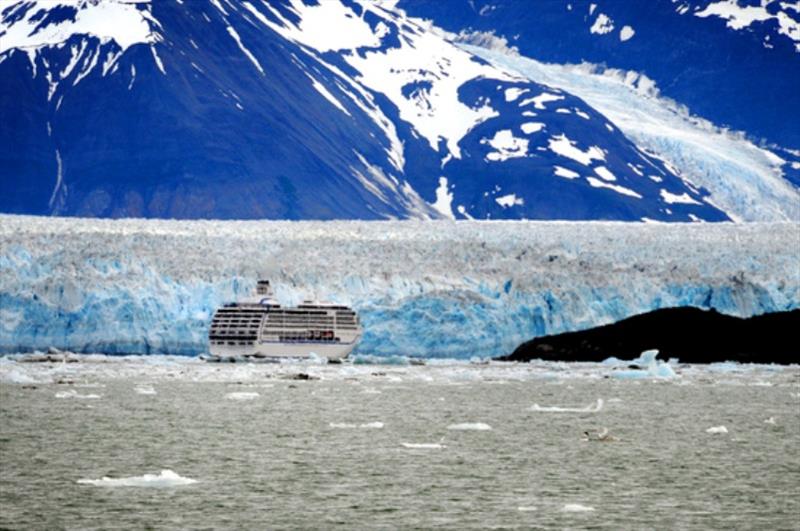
[0,216,797,358]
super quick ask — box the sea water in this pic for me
[1,356,798,529]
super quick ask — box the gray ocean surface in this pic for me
[1,357,799,529]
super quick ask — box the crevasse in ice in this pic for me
[0,216,797,358]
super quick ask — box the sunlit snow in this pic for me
[481,130,529,161]
[548,134,605,165]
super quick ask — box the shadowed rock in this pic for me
[498,308,800,364]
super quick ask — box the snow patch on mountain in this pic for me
[246,0,518,160]
[0,0,159,55]
[619,25,636,42]
[590,13,615,35]
[587,177,642,199]
[481,130,529,161]
[694,0,800,51]
[548,134,605,166]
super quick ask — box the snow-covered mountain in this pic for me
[0,0,797,221]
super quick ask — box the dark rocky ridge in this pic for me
[498,308,800,365]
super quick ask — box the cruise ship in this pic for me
[206,280,362,361]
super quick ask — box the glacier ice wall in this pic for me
[0,215,798,358]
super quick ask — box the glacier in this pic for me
[457,42,800,222]
[0,215,798,358]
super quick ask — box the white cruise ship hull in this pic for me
[207,282,362,361]
[209,340,358,360]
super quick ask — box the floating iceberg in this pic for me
[562,503,596,512]
[530,398,604,413]
[225,392,259,401]
[447,422,493,430]
[609,349,678,379]
[0,216,797,358]
[77,469,197,487]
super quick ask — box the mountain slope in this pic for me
[0,0,791,220]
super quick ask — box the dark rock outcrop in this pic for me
[498,308,800,364]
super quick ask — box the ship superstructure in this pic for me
[207,280,361,360]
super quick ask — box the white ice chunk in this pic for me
[612,349,677,379]
[56,390,101,399]
[530,398,603,413]
[706,425,728,434]
[77,470,197,487]
[225,392,259,400]
[447,422,492,430]
[134,385,156,395]
[563,503,596,512]
[329,422,357,429]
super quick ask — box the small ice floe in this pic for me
[329,422,384,429]
[361,387,382,394]
[562,503,595,512]
[77,469,197,487]
[134,385,156,395]
[55,390,101,399]
[401,442,446,449]
[307,352,329,365]
[447,423,492,431]
[517,506,537,512]
[764,417,777,425]
[1,368,40,385]
[706,425,728,434]
[330,422,358,429]
[225,392,259,400]
[610,350,677,379]
[530,398,603,413]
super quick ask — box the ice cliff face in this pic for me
[0,0,795,221]
[1,216,797,358]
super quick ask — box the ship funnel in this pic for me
[256,279,274,296]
